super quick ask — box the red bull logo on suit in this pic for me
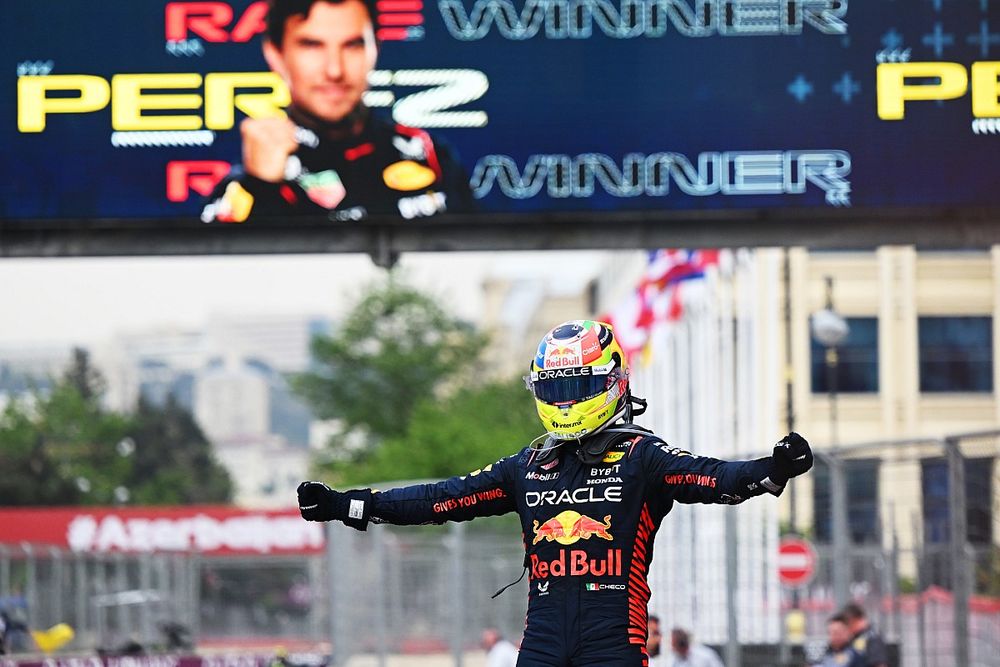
[530,548,622,579]
[532,510,613,545]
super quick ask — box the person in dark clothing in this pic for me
[297,319,813,667]
[813,613,865,667]
[203,0,474,223]
[841,603,889,667]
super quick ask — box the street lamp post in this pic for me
[810,276,851,609]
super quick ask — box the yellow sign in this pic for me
[877,61,1000,120]
[17,72,288,132]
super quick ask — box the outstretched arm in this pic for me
[643,433,813,505]
[297,456,518,530]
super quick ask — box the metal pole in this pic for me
[374,527,387,667]
[912,512,926,667]
[783,248,796,532]
[308,551,324,644]
[449,522,466,667]
[23,543,37,630]
[326,523,343,667]
[114,552,129,642]
[724,508,741,667]
[826,276,850,607]
[327,523,355,666]
[826,371,850,613]
[0,545,9,598]
[75,554,88,646]
[780,249,796,666]
[946,436,970,667]
[189,553,201,642]
[829,453,850,609]
[139,553,153,647]
[889,506,903,647]
[94,555,107,649]
[50,547,64,631]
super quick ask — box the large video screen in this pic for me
[2,1,998,223]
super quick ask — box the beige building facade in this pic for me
[783,247,1000,553]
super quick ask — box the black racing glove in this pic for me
[296,481,374,531]
[761,432,813,495]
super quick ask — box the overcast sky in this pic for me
[0,251,610,348]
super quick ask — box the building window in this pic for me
[921,457,993,545]
[813,458,880,544]
[918,317,993,392]
[811,317,879,393]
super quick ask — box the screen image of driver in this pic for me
[203,0,475,223]
[297,320,813,667]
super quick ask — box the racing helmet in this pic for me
[525,320,630,440]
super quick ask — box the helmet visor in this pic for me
[526,363,621,405]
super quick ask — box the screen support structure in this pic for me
[2,207,999,265]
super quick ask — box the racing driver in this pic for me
[202,0,475,223]
[297,320,813,666]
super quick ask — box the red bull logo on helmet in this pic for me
[545,344,582,368]
[532,510,613,545]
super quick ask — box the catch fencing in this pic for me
[790,430,1000,667]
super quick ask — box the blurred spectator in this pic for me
[666,627,724,667]
[647,614,663,664]
[0,597,30,653]
[841,602,889,667]
[160,621,193,651]
[481,628,518,667]
[269,646,291,667]
[813,613,864,667]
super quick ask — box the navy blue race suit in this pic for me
[356,431,787,667]
[202,108,475,223]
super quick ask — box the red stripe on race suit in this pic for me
[626,504,654,649]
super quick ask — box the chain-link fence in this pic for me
[791,430,1000,667]
[0,545,199,653]
[3,432,1000,667]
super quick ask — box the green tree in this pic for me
[330,377,542,485]
[0,349,132,505]
[0,399,82,505]
[0,348,233,506]
[126,395,233,504]
[293,277,487,452]
[62,347,106,402]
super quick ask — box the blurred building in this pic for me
[0,344,70,395]
[194,356,271,442]
[593,247,1000,573]
[479,253,608,380]
[583,247,1000,646]
[781,247,1000,558]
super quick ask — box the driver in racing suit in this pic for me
[297,320,813,667]
[201,0,475,223]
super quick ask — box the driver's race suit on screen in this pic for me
[202,113,475,223]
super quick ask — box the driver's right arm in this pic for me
[297,454,519,530]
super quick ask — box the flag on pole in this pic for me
[603,249,720,361]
